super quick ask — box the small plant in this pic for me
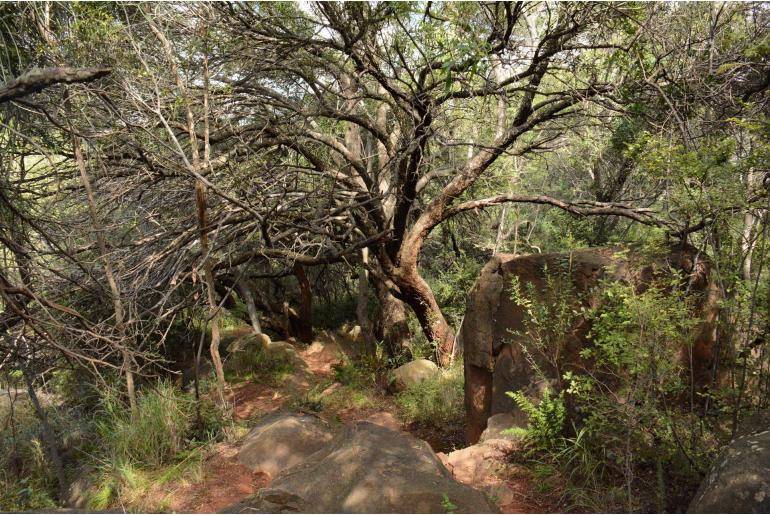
[332,360,366,387]
[441,493,457,514]
[505,388,566,451]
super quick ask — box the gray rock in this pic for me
[479,413,525,443]
[389,359,439,393]
[237,411,335,478]
[226,333,270,354]
[224,422,498,513]
[688,428,770,513]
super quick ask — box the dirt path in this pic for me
[168,443,269,514]
[164,334,552,513]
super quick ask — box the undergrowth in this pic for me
[396,359,464,428]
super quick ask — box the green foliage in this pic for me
[441,493,458,514]
[225,344,296,385]
[0,392,81,511]
[509,259,587,388]
[505,388,566,451]
[396,360,464,428]
[508,266,719,511]
[429,255,483,327]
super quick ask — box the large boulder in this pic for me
[389,359,439,393]
[224,422,497,513]
[688,428,770,514]
[237,412,335,478]
[461,243,720,443]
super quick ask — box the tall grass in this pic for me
[87,382,225,510]
[95,383,194,468]
[396,359,464,427]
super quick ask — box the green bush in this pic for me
[506,267,718,511]
[397,360,464,427]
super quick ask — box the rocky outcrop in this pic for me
[688,428,770,514]
[389,359,439,393]
[224,422,497,513]
[237,412,335,478]
[461,243,720,443]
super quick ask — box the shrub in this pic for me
[506,268,718,512]
[397,360,464,427]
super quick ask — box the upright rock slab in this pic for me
[461,244,720,443]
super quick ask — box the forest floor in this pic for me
[142,330,561,514]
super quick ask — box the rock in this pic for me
[64,468,94,509]
[226,333,270,354]
[238,411,335,478]
[479,413,525,443]
[224,422,497,513]
[362,411,403,432]
[440,439,514,487]
[305,339,345,370]
[347,325,362,343]
[439,439,519,512]
[319,382,343,398]
[389,359,439,393]
[461,243,721,443]
[688,428,770,514]
[266,340,299,358]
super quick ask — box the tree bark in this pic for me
[237,273,262,334]
[71,131,137,415]
[195,182,226,399]
[293,264,313,343]
[356,249,376,355]
[0,66,110,103]
[373,278,411,358]
[391,265,455,367]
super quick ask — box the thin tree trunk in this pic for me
[71,129,136,415]
[19,338,66,501]
[293,264,313,343]
[237,273,262,334]
[195,182,226,399]
[356,249,376,355]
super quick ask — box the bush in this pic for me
[397,360,464,427]
[506,269,719,512]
